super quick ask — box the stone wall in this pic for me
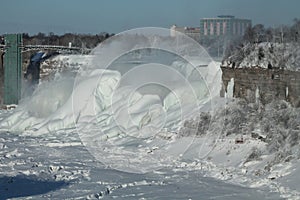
[221,67,300,107]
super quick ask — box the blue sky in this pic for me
[0,0,300,35]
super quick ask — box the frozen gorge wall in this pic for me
[221,67,300,107]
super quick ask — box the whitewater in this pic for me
[0,28,298,199]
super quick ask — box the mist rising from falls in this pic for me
[0,28,223,173]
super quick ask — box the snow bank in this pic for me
[177,99,300,199]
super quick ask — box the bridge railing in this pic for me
[0,44,91,54]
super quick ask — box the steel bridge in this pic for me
[0,44,91,54]
[1,34,93,105]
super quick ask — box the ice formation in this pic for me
[0,28,222,172]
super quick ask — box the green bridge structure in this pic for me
[0,34,90,105]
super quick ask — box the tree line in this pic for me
[13,32,114,49]
[243,18,300,44]
[223,18,300,65]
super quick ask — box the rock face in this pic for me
[221,67,300,107]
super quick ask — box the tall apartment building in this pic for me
[170,16,252,56]
[200,15,251,39]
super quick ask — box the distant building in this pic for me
[170,25,200,42]
[200,15,251,40]
[171,16,251,43]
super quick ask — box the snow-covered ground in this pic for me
[0,29,299,199]
[0,130,283,199]
[180,99,300,199]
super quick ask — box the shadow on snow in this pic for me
[0,174,69,200]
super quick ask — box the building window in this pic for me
[233,22,236,35]
[223,22,227,35]
[241,23,245,35]
[204,22,208,35]
[216,22,220,35]
[210,22,214,35]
